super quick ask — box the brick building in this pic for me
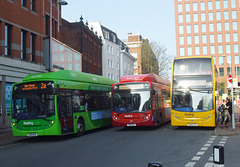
[0,0,63,125]
[61,17,102,75]
[175,0,240,95]
[125,33,143,75]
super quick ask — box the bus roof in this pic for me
[22,70,116,86]
[174,56,212,60]
[120,74,170,85]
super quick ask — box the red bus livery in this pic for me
[111,74,171,127]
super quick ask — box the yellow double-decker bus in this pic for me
[171,56,216,127]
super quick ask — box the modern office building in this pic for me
[175,0,240,95]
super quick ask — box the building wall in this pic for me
[175,0,240,93]
[61,19,102,75]
[52,38,82,72]
[125,33,143,75]
[0,0,62,122]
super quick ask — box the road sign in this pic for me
[228,74,232,83]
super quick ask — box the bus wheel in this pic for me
[76,119,85,137]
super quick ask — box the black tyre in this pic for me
[76,118,85,137]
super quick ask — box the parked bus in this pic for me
[111,74,171,127]
[171,56,216,127]
[10,70,116,137]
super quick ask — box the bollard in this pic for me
[213,145,224,166]
[148,162,162,167]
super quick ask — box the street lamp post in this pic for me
[49,0,68,71]
[224,53,235,130]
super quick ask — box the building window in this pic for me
[180,48,185,56]
[208,1,213,10]
[54,53,58,61]
[203,46,207,55]
[227,67,232,76]
[200,2,205,10]
[218,45,223,54]
[21,0,27,7]
[233,33,238,41]
[179,36,184,45]
[4,24,11,56]
[231,0,236,8]
[194,25,199,33]
[194,36,199,44]
[234,44,239,53]
[217,23,222,31]
[193,13,198,22]
[185,3,190,12]
[75,63,80,72]
[179,26,184,34]
[235,67,240,76]
[202,35,207,43]
[187,36,191,44]
[219,68,224,76]
[186,25,191,33]
[216,1,221,9]
[186,14,191,22]
[202,24,206,32]
[216,12,221,20]
[68,53,73,61]
[210,34,215,43]
[234,56,239,64]
[178,15,183,23]
[21,30,27,60]
[226,45,231,53]
[178,4,183,12]
[225,33,230,42]
[224,11,229,20]
[224,22,230,31]
[68,64,73,70]
[233,22,237,30]
[219,57,224,65]
[218,34,223,43]
[232,11,237,19]
[195,46,200,55]
[227,56,231,65]
[60,53,64,61]
[187,47,192,56]
[31,0,35,11]
[210,46,215,54]
[193,3,198,11]
[30,33,36,62]
[209,24,214,32]
[201,13,206,21]
[223,0,228,9]
[208,12,213,21]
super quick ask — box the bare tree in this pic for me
[150,41,174,79]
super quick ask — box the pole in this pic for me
[230,53,235,130]
[49,0,52,72]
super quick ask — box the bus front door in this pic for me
[58,92,74,134]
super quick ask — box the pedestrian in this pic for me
[220,99,230,128]
[226,98,232,121]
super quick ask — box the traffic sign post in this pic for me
[227,74,235,130]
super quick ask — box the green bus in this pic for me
[10,70,116,137]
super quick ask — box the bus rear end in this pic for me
[170,57,216,127]
[111,82,155,127]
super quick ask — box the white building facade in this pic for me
[88,22,135,82]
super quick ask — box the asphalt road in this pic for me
[0,123,239,167]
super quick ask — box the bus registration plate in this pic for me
[27,133,38,136]
[188,124,197,126]
[127,124,136,126]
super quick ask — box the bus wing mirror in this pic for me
[148,162,163,167]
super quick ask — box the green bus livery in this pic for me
[11,70,116,137]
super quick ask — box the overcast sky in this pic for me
[62,0,176,56]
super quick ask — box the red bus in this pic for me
[111,74,171,127]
